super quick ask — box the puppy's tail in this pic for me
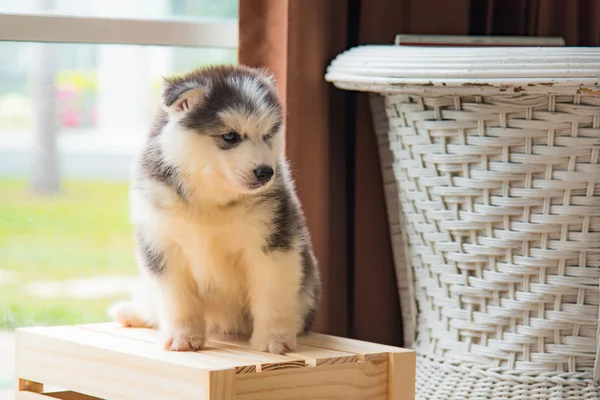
[108,301,153,328]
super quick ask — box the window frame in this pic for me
[0,13,238,48]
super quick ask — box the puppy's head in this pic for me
[159,65,283,197]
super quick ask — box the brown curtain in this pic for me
[240,0,352,338]
[471,0,600,46]
[239,0,600,347]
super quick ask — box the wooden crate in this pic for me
[15,323,415,400]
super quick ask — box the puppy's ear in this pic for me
[161,79,205,117]
[239,65,277,92]
[165,88,204,116]
[256,68,277,91]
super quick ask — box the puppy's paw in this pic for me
[251,332,297,355]
[107,301,150,328]
[162,327,206,352]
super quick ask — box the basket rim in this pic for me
[326,45,600,95]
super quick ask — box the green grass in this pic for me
[0,179,137,329]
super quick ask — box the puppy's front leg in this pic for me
[247,250,303,354]
[154,250,206,351]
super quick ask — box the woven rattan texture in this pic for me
[376,93,600,399]
[416,355,600,400]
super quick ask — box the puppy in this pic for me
[108,65,321,354]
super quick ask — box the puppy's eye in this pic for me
[222,132,240,143]
[263,133,273,142]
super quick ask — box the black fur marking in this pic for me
[299,243,321,334]
[264,120,282,149]
[214,134,243,150]
[302,305,317,334]
[139,142,187,201]
[161,66,282,136]
[300,244,314,288]
[136,230,167,275]
[262,184,302,253]
[182,79,266,133]
[269,120,282,136]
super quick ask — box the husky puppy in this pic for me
[108,65,321,354]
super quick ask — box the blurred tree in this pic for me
[31,0,61,195]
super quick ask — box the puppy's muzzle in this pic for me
[254,165,274,184]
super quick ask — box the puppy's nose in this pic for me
[254,165,274,183]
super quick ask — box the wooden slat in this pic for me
[80,323,305,373]
[236,359,388,400]
[22,326,239,370]
[17,392,101,400]
[299,333,412,361]
[16,327,222,400]
[209,333,359,367]
[75,323,160,343]
[16,324,416,399]
[17,393,50,400]
[388,352,416,400]
[19,380,44,393]
[208,370,235,400]
[255,360,305,372]
[285,344,359,367]
[47,392,103,400]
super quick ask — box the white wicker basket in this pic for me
[326,46,600,400]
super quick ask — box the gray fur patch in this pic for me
[299,243,321,334]
[268,120,282,136]
[162,65,282,136]
[136,230,166,275]
[302,305,318,334]
[163,81,201,108]
[138,141,187,201]
[264,121,282,149]
[300,244,315,288]
[262,182,303,253]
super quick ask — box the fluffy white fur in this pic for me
[108,68,315,355]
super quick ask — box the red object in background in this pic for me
[56,86,79,127]
[62,109,79,127]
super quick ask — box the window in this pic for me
[0,0,237,20]
[0,1,238,395]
